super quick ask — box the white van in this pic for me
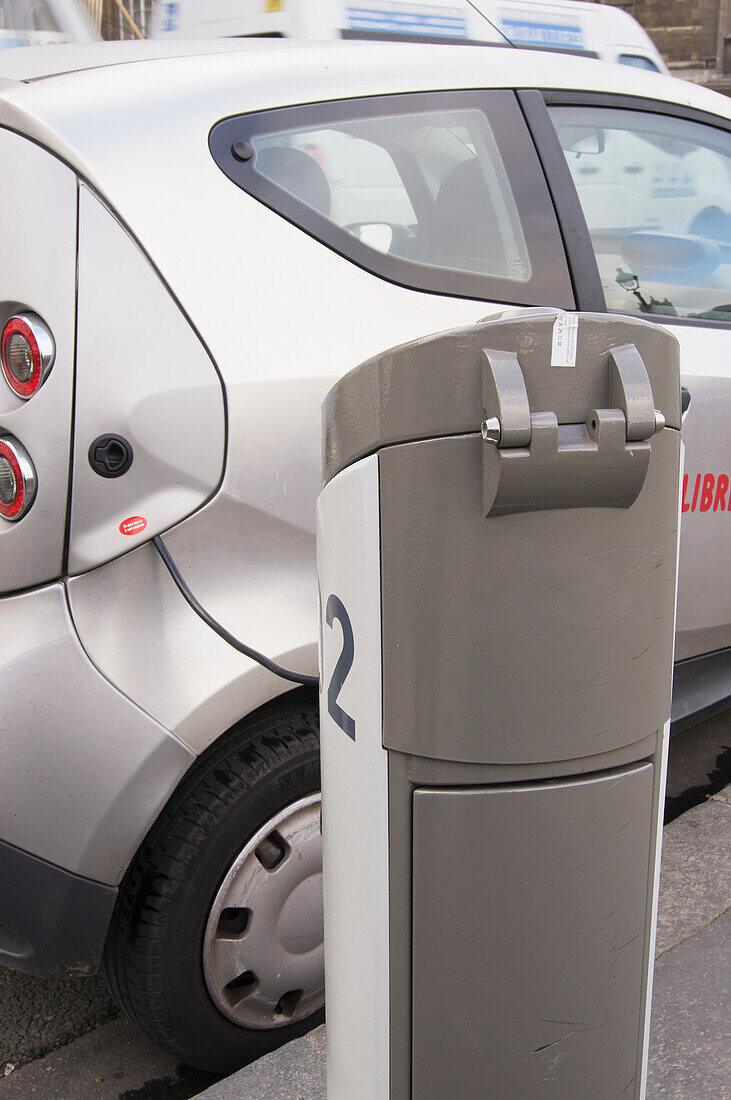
[150,0,517,45]
[150,0,666,73]
[471,0,668,72]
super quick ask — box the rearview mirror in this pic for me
[556,126,605,156]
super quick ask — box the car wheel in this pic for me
[103,691,323,1073]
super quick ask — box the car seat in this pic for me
[255,146,331,218]
[423,157,507,274]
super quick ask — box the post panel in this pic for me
[318,309,681,1100]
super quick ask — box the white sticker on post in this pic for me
[551,311,579,367]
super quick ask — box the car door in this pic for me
[521,90,731,698]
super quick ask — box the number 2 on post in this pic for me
[325,594,356,741]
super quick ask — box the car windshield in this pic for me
[619,54,660,72]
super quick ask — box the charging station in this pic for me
[317,309,682,1100]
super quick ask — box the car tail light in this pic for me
[1,313,55,399]
[0,436,36,520]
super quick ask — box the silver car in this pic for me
[0,38,729,1072]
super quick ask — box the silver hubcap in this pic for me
[203,793,324,1030]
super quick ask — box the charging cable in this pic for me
[153,535,319,688]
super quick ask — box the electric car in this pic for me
[0,38,729,1073]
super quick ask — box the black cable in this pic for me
[153,534,319,688]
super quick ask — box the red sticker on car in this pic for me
[119,515,147,536]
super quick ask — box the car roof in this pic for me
[0,37,292,82]
[0,36,721,105]
[1,37,728,119]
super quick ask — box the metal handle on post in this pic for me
[481,343,665,517]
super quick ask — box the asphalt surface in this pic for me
[0,1015,224,1099]
[0,708,728,1099]
[0,968,117,1074]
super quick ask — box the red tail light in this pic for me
[0,436,36,521]
[1,313,55,399]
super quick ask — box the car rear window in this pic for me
[210,91,573,307]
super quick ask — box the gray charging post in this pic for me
[317,310,682,1100]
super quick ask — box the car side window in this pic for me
[549,105,731,323]
[210,92,573,307]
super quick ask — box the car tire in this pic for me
[103,690,323,1073]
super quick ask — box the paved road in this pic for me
[0,708,728,1099]
[0,969,116,1074]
